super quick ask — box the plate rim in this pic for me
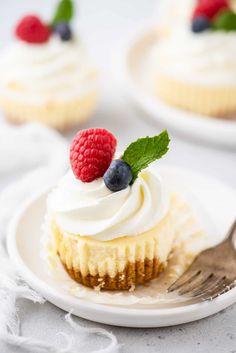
[6,165,236,327]
[116,25,236,148]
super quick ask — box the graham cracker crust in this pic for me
[61,257,165,290]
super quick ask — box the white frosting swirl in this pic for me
[153,28,236,86]
[0,36,97,103]
[47,169,169,241]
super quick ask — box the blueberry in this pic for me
[192,16,211,33]
[104,160,133,192]
[54,22,72,41]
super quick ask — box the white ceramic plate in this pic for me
[119,27,236,148]
[7,166,236,328]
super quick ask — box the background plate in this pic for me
[119,27,236,148]
[7,166,236,327]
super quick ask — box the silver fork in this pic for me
[168,220,236,301]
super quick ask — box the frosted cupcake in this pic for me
[153,0,236,118]
[45,128,195,290]
[0,0,98,130]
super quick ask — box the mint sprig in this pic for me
[52,0,74,26]
[122,130,170,183]
[212,10,236,31]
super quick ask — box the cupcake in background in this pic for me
[153,0,236,119]
[0,0,98,130]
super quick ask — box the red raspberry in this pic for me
[70,128,117,183]
[15,15,51,44]
[193,0,229,20]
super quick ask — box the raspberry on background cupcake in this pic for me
[0,0,98,130]
[192,0,229,20]
[45,128,199,291]
[153,0,236,118]
[15,15,51,44]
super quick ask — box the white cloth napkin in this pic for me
[0,122,119,353]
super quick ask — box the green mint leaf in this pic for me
[212,10,236,31]
[52,0,74,26]
[122,130,170,183]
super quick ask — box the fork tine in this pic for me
[196,277,229,301]
[190,274,220,297]
[168,269,201,293]
[178,273,224,297]
[191,276,225,298]
[178,273,207,295]
[202,278,236,301]
[179,273,214,296]
[211,281,236,300]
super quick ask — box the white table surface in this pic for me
[1,0,236,352]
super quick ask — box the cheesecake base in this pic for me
[62,258,165,290]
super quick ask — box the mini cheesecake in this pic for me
[0,3,98,130]
[44,128,194,291]
[50,192,189,290]
[153,0,236,118]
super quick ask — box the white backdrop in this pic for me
[0,1,236,352]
